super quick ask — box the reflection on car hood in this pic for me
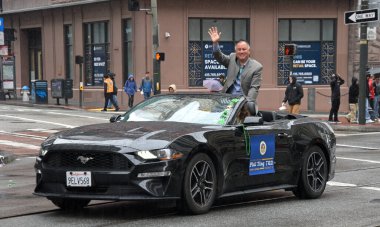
[52,121,213,151]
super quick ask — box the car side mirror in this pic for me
[109,114,121,123]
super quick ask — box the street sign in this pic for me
[345,8,379,24]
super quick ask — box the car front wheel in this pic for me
[181,153,217,214]
[50,198,91,210]
[293,146,328,199]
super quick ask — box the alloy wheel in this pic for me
[189,160,215,207]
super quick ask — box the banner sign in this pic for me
[291,42,321,85]
[92,44,107,86]
[203,41,234,80]
[249,134,275,176]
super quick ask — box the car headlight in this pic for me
[39,147,49,156]
[136,149,183,161]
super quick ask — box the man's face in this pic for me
[235,42,250,63]
[289,76,293,83]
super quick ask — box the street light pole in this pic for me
[151,0,161,94]
[358,0,369,125]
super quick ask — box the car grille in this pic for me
[43,150,133,171]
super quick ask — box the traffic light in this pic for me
[155,52,165,61]
[284,44,297,56]
[128,0,140,11]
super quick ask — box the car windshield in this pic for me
[120,94,240,125]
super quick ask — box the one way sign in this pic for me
[345,9,379,24]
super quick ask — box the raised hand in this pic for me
[208,27,221,43]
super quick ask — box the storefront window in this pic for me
[64,25,73,80]
[278,19,335,85]
[84,22,109,86]
[123,19,133,84]
[188,18,249,87]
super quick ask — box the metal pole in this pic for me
[151,0,161,94]
[358,0,369,125]
[79,63,83,108]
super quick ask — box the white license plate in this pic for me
[66,171,92,187]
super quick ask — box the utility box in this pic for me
[64,79,73,99]
[32,80,48,104]
[51,79,64,98]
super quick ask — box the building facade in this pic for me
[0,0,369,112]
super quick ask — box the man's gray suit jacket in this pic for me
[213,50,263,102]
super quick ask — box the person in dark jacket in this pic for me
[328,73,345,123]
[124,74,137,108]
[282,75,304,114]
[346,77,359,123]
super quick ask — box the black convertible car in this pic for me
[34,93,336,214]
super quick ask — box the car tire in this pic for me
[293,146,328,199]
[50,198,91,210]
[181,153,217,214]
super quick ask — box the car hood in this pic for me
[49,121,214,151]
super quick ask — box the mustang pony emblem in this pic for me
[77,156,94,164]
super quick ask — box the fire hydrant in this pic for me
[21,86,30,102]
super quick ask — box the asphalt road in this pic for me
[0,104,380,226]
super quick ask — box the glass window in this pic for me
[64,25,73,80]
[123,19,133,84]
[189,19,200,41]
[291,20,320,41]
[278,20,289,41]
[323,20,334,41]
[235,20,248,41]
[84,22,109,86]
[202,19,233,41]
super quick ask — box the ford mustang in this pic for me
[34,93,336,214]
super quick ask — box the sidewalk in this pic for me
[1,98,380,132]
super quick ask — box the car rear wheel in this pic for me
[293,146,328,199]
[180,153,217,214]
[50,198,91,210]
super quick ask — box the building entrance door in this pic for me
[28,28,43,83]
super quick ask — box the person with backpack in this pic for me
[102,73,120,112]
[374,76,380,120]
[124,74,137,108]
[107,72,119,109]
[139,72,153,100]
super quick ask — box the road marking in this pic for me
[361,187,380,191]
[26,128,60,133]
[46,111,108,120]
[335,131,380,137]
[337,156,380,164]
[327,181,357,187]
[336,144,379,150]
[0,140,40,150]
[0,114,75,128]
[0,130,46,140]
[328,181,380,192]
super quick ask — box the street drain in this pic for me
[370,199,380,203]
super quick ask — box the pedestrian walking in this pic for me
[107,72,119,109]
[374,76,380,120]
[102,74,120,111]
[346,77,359,123]
[282,75,304,114]
[208,27,263,103]
[328,73,345,123]
[140,72,153,100]
[124,74,137,108]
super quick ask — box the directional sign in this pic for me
[345,8,379,24]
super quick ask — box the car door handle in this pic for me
[277,133,289,138]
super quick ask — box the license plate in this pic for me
[66,171,92,187]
